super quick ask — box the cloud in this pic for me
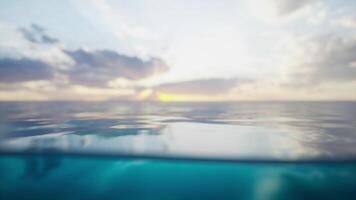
[335,15,356,28]
[1,24,169,89]
[272,0,315,17]
[19,24,59,45]
[63,49,169,86]
[247,0,319,22]
[30,24,44,32]
[154,78,248,95]
[0,58,54,83]
[288,34,356,85]
[88,0,159,58]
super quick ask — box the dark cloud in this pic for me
[31,24,44,33]
[2,24,169,88]
[0,58,54,83]
[41,35,59,44]
[19,28,37,44]
[19,23,59,44]
[63,49,169,86]
[266,0,314,17]
[155,78,249,95]
[290,34,356,85]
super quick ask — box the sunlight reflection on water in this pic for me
[0,101,356,161]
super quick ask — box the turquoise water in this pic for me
[1,102,356,199]
[1,155,356,200]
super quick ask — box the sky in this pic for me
[0,0,356,101]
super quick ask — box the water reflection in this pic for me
[0,102,356,161]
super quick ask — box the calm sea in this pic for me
[1,101,356,199]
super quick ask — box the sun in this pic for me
[156,92,222,102]
[157,92,191,102]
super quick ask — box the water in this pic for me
[1,155,356,200]
[1,102,356,199]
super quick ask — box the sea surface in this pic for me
[1,101,356,199]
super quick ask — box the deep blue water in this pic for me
[1,102,356,199]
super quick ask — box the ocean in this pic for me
[1,101,356,199]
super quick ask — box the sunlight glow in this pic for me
[157,92,209,102]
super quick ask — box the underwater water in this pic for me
[1,155,356,200]
[1,102,356,199]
